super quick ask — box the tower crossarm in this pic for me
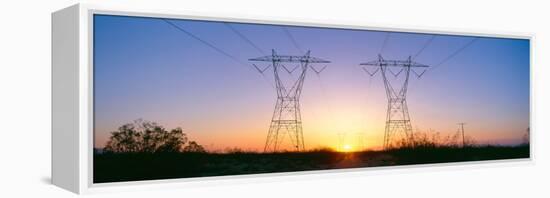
[249,55,330,63]
[360,60,429,68]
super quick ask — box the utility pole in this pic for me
[458,122,466,147]
[360,55,428,150]
[249,49,330,152]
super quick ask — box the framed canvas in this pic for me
[52,3,532,194]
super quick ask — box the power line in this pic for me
[413,35,436,60]
[282,27,304,54]
[162,19,250,67]
[429,37,479,71]
[409,36,478,95]
[379,32,391,54]
[222,22,278,88]
[224,23,267,56]
[162,19,276,89]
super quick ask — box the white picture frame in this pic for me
[52,3,533,194]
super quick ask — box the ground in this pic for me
[94,145,529,183]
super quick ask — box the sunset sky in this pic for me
[93,14,529,151]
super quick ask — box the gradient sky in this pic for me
[93,14,530,151]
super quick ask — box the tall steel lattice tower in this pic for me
[250,49,330,152]
[360,55,428,149]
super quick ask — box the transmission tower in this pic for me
[250,49,330,152]
[458,122,466,147]
[360,55,428,150]
[355,132,366,151]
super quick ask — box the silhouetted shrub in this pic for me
[104,119,187,153]
[183,141,206,153]
[389,130,478,150]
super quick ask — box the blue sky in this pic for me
[93,14,529,150]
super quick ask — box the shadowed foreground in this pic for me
[94,145,529,183]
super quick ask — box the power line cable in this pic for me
[222,22,277,87]
[413,35,436,60]
[410,37,479,93]
[163,19,249,67]
[282,27,304,54]
[162,19,275,89]
[379,32,391,54]
[224,23,267,56]
[429,37,479,72]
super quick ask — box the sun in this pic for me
[342,144,352,152]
